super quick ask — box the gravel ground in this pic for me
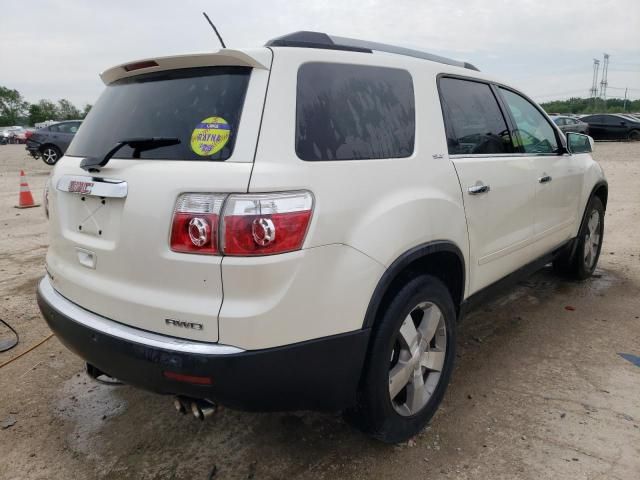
[0,142,639,480]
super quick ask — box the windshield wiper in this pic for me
[80,137,181,171]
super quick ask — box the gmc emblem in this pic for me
[165,318,204,330]
[68,180,94,194]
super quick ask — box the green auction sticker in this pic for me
[190,116,231,156]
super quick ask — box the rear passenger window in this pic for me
[499,88,558,154]
[296,63,415,161]
[439,78,513,155]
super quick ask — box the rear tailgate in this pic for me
[45,49,272,342]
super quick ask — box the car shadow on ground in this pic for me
[49,265,619,479]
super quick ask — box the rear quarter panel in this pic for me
[248,48,470,294]
[240,48,469,338]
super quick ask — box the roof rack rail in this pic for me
[265,31,479,72]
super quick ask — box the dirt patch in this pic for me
[3,275,41,297]
[0,143,639,480]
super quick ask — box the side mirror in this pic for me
[566,132,593,154]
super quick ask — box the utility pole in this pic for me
[623,88,628,111]
[599,53,610,107]
[590,58,600,110]
[590,59,600,98]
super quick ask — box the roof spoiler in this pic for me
[100,49,271,85]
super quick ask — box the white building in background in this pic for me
[35,120,57,129]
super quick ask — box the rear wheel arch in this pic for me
[39,143,59,152]
[362,241,466,330]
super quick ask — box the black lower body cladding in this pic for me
[37,283,370,412]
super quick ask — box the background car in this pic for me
[1,126,26,144]
[25,120,82,164]
[550,115,589,135]
[581,114,640,141]
[13,127,35,143]
[620,114,640,123]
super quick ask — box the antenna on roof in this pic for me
[202,12,226,48]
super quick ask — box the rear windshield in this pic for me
[66,66,251,161]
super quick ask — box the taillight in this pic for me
[170,191,314,256]
[170,193,225,255]
[221,191,314,256]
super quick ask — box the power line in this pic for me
[608,86,640,91]
[535,89,591,99]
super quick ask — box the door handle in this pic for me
[468,183,490,195]
[538,175,552,184]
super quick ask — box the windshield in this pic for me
[67,66,251,161]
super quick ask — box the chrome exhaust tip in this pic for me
[191,401,203,420]
[174,397,187,414]
[174,396,217,419]
[191,400,217,420]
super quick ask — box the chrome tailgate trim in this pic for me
[38,276,244,355]
[56,175,128,198]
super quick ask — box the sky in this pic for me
[1,0,639,107]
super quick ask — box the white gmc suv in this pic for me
[37,32,607,443]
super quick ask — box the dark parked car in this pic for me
[581,114,640,141]
[550,115,589,135]
[26,120,82,165]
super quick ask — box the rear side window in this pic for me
[439,77,514,155]
[56,122,80,134]
[499,88,558,154]
[296,63,415,161]
[66,66,251,161]
[602,115,621,125]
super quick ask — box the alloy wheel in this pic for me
[389,302,447,416]
[42,148,58,165]
[583,210,601,269]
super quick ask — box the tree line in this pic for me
[0,85,92,127]
[540,97,640,115]
[3,82,638,127]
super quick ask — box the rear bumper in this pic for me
[25,142,39,156]
[37,276,370,411]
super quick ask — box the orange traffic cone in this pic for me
[15,170,40,209]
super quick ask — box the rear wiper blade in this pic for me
[80,137,181,171]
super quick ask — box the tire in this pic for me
[347,275,456,443]
[553,196,604,280]
[41,146,61,165]
[628,130,640,141]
